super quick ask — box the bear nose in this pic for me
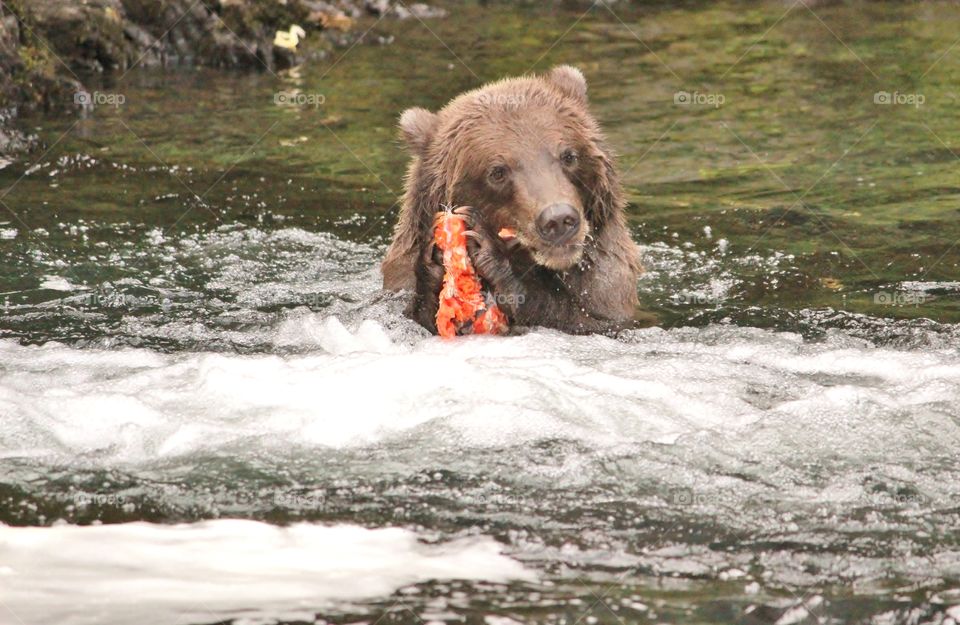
[535,203,581,245]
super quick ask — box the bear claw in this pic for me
[420,238,444,285]
[465,229,516,291]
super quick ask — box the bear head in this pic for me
[399,65,623,271]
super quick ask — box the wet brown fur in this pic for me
[382,66,643,335]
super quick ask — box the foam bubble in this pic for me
[1,319,958,466]
[39,275,80,291]
[0,520,534,625]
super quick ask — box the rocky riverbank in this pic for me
[0,0,446,159]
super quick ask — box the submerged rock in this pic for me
[0,108,38,158]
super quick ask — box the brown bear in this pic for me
[381,65,643,335]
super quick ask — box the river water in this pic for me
[1,1,959,624]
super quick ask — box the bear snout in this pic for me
[535,203,581,246]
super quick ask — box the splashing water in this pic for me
[2,1,960,623]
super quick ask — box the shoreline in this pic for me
[0,0,447,160]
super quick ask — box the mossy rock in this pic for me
[0,5,82,115]
[27,0,133,72]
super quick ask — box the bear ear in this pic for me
[399,107,438,156]
[546,65,588,103]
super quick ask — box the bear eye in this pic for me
[488,165,508,184]
[561,149,579,166]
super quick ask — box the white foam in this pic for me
[0,520,534,625]
[900,280,960,292]
[39,275,80,291]
[1,319,959,465]
[274,315,400,354]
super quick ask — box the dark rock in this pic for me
[273,44,302,71]
[0,16,21,108]
[28,0,132,72]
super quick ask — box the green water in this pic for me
[2,1,960,624]
[2,0,958,340]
